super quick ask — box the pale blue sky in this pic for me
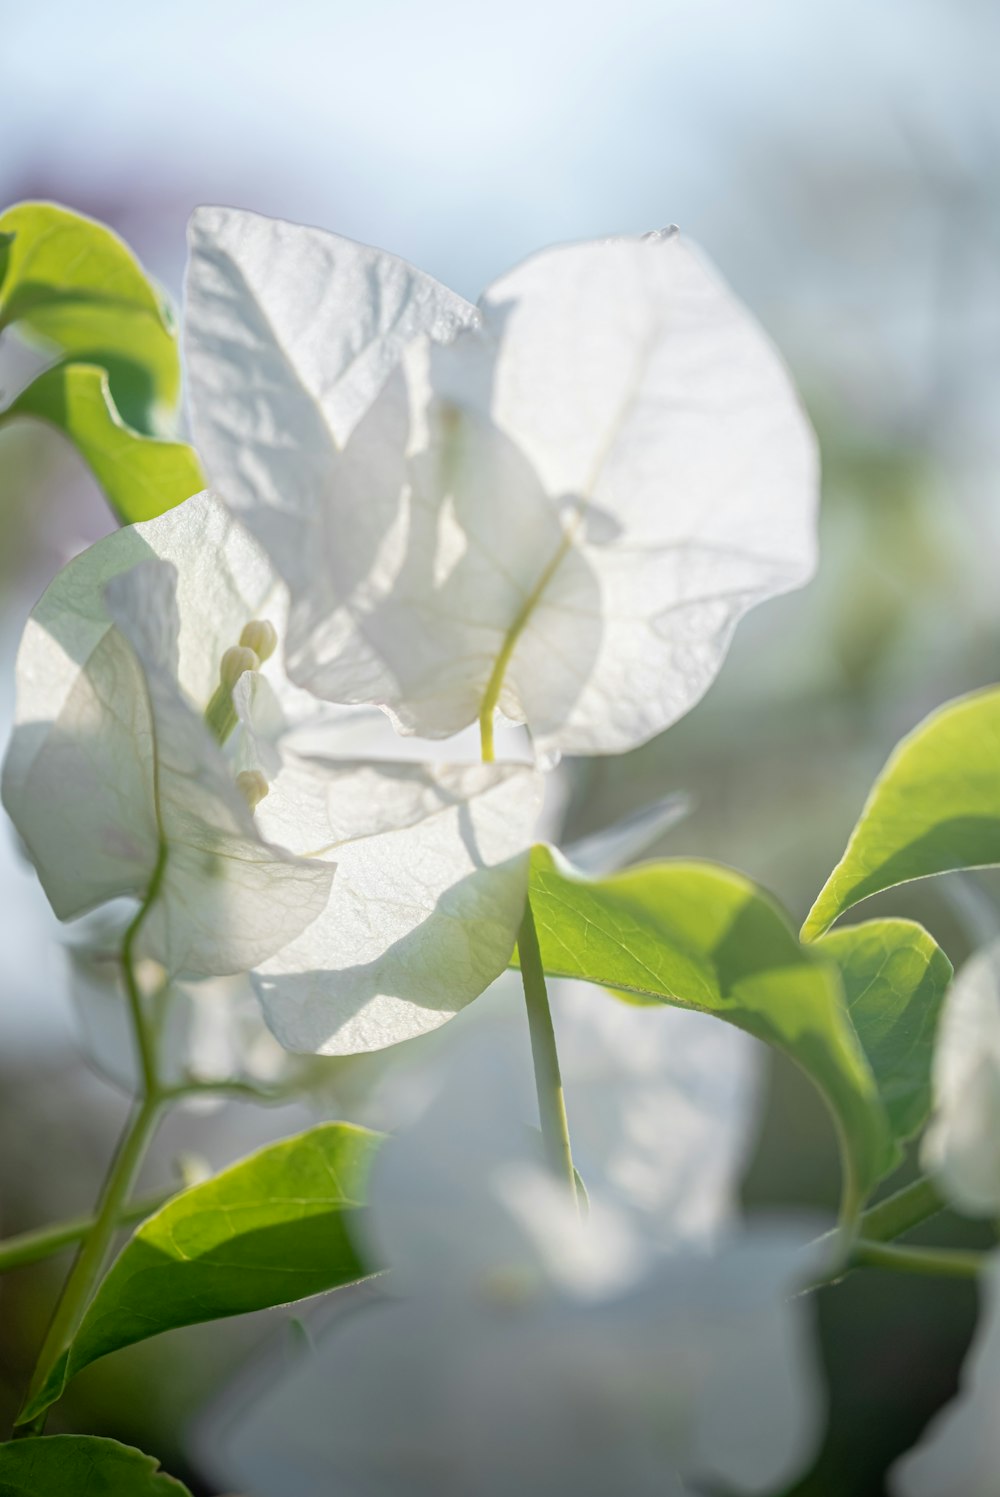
[5,0,993,299]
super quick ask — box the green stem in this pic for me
[119,844,167,1097]
[851,1240,985,1279]
[859,1175,945,1243]
[806,1175,958,1292]
[16,1096,164,1431]
[16,838,170,1434]
[159,1078,298,1108]
[516,898,577,1200]
[0,1187,176,1276]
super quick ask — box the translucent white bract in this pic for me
[1,493,332,977]
[891,1257,1000,1497]
[922,940,1000,1215]
[1,492,541,1045]
[185,209,819,757]
[208,1004,819,1497]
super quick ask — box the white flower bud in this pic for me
[235,769,270,811]
[239,619,278,663]
[220,644,260,690]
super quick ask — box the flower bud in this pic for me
[235,769,270,810]
[239,619,278,663]
[220,645,260,690]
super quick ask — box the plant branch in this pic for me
[0,1186,177,1276]
[858,1175,945,1243]
[15,1096,165,1431]
[850,1240,985,1279]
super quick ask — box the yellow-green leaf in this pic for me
[18,1124,379,1425]
[816,919,952,1170]
[527,847,892,1213]
[803,687,1000,940]
[0,201,179,434]
[2,363,202,524]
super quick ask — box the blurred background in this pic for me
[2,0,999,1490]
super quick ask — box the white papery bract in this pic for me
[208,1002,820,1497]
[1,492,332,978]
[186,209,818,757]
[250,754,542,1054]
[892,1257,1000,1497]
[1,492,542,1046]
[922,940,1000,1215]
[66,914,294,1097]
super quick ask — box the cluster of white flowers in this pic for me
[3,207,818,1056]
[3,208,828,1484]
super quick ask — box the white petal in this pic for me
[283,372,568,738]
[251,757,542,1053]
[184,206,477,582]
[552,982,760,1249]
[357,980,759,1290]
[891,1257,1000,1497]
[102,561,333,978]
[922,939,1000,1215]
[274,230,817,754]
[562,791,691,875]
[2,496,333,976]
[455,233,818,755]
[205,1230,819,1497]
[3,608,159,920]
[68,922,290,1094]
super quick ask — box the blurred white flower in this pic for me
[922,940,1000,1215]
[206,998,820,1497]
[185,209,818,759]
[1,491,541,1051]
[66,913,294,1097]
[892,1256,1000,1497]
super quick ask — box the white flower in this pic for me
[185,209,818,758]
[891,1256,1000,1497]
[2,491,541,1049]
[66,912,294,1096]
[922,939,1000,1215]
[205,1001,820,1497]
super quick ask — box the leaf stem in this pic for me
[16,841,168,1433]
[119,843,167,1097]
[516,898,578,1200]
[0,1187,177,1276]
[858,1174,945,1243]
[806,1174,959,1292]
[850,1240,985,1279]
[479,711,577,1200]
[16,1096,165,1431]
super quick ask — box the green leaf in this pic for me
[817,919,952,1170]
[0,202,179,434]
[0,232,13,296]
[527,847,892,1210]
[803,687,1000,940]
[2,364,203,524]
[0,1436,190,1495]
[19,1124,380,1425]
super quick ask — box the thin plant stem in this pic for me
[806,1175,960,1292]
[850,1240,985,1279]
[0,1187,177,1276]
[516,898,577,1200]
[16,834,169,1434]
[119,842,167,1097]
[859,1175,945,1243]
[16,1096,165,1430]
[478,708,577,1200]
